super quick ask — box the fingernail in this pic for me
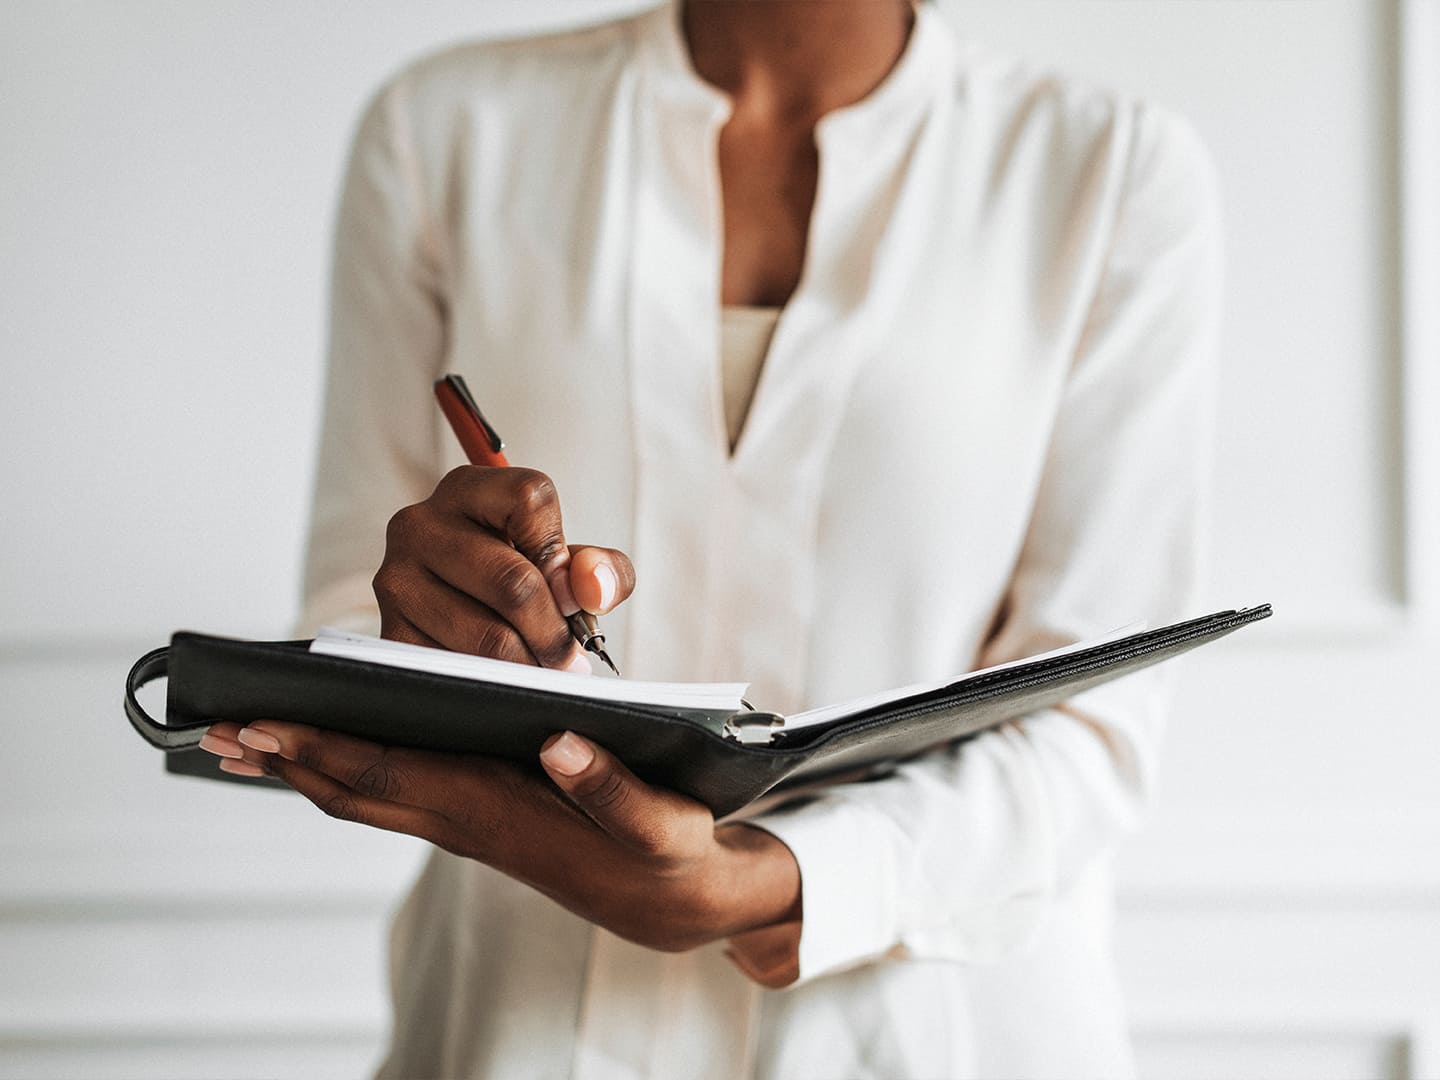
[594,564,617,611]
[198,733,243,759]
[565,650,593,675]
[219,759,266,778]
[237,727,281,754]
[541,732,594,776]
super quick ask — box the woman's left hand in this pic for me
[200,721,801,982]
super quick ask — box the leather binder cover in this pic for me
[128,606,1270,818]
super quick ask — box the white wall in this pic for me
[3,2,1437,1077]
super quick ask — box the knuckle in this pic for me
[436,464,474,496]
[530,537,569,571]
[371,562,403,603]
[317,789,362,823]
[291,740,325,773]
[578,770,630,815]
[533,627,577,668]
[351,751,404,800]
[492,557,547,613]
[470,619,528,663]
[511,471,558,512]
[578,771,636,817]
[510,476,568,562]
[384,503,423,547]
[373,562,428,618]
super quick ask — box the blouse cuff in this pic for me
[749,795,905,985]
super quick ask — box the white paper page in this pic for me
[310,628,748,713]
[780,621,1147,733]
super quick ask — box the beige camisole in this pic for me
[720,305,781,449]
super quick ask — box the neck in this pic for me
[682,1,915,122]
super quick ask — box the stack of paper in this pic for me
[310,627,749,714]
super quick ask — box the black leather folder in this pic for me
[126,605,1270,818]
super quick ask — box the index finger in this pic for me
[236,723,455,845]
[237,721,467,814]
[434,466,580,615]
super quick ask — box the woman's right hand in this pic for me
[373,465,635,670]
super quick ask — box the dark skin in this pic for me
[201,0,915,989]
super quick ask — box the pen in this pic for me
[434,373,621,676]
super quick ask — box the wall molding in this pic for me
[5,808,1438,910]
[1116,808,1440,906]
[1412,1017,1440,1080]
[0,820,425,911]
[0,631,270,663]
[1399,0,1440,629]
[1197,0,1438,647]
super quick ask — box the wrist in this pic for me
[708,822,802,938]
[711,823,804,988]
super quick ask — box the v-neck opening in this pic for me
[632,0,953,475]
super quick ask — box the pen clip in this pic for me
[439,374,504,454]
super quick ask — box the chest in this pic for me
[445,98,1077,487]
[716,116,817,308]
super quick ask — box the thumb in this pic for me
[539,732,677,852]
[567,545,636,616]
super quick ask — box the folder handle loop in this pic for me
[125,646,207,750]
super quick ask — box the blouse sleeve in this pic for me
[752,103,1224,982]
[298,77,448,636]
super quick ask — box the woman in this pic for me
[202,1,1220,1075]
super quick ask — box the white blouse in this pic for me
[300,3,1221,1077]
